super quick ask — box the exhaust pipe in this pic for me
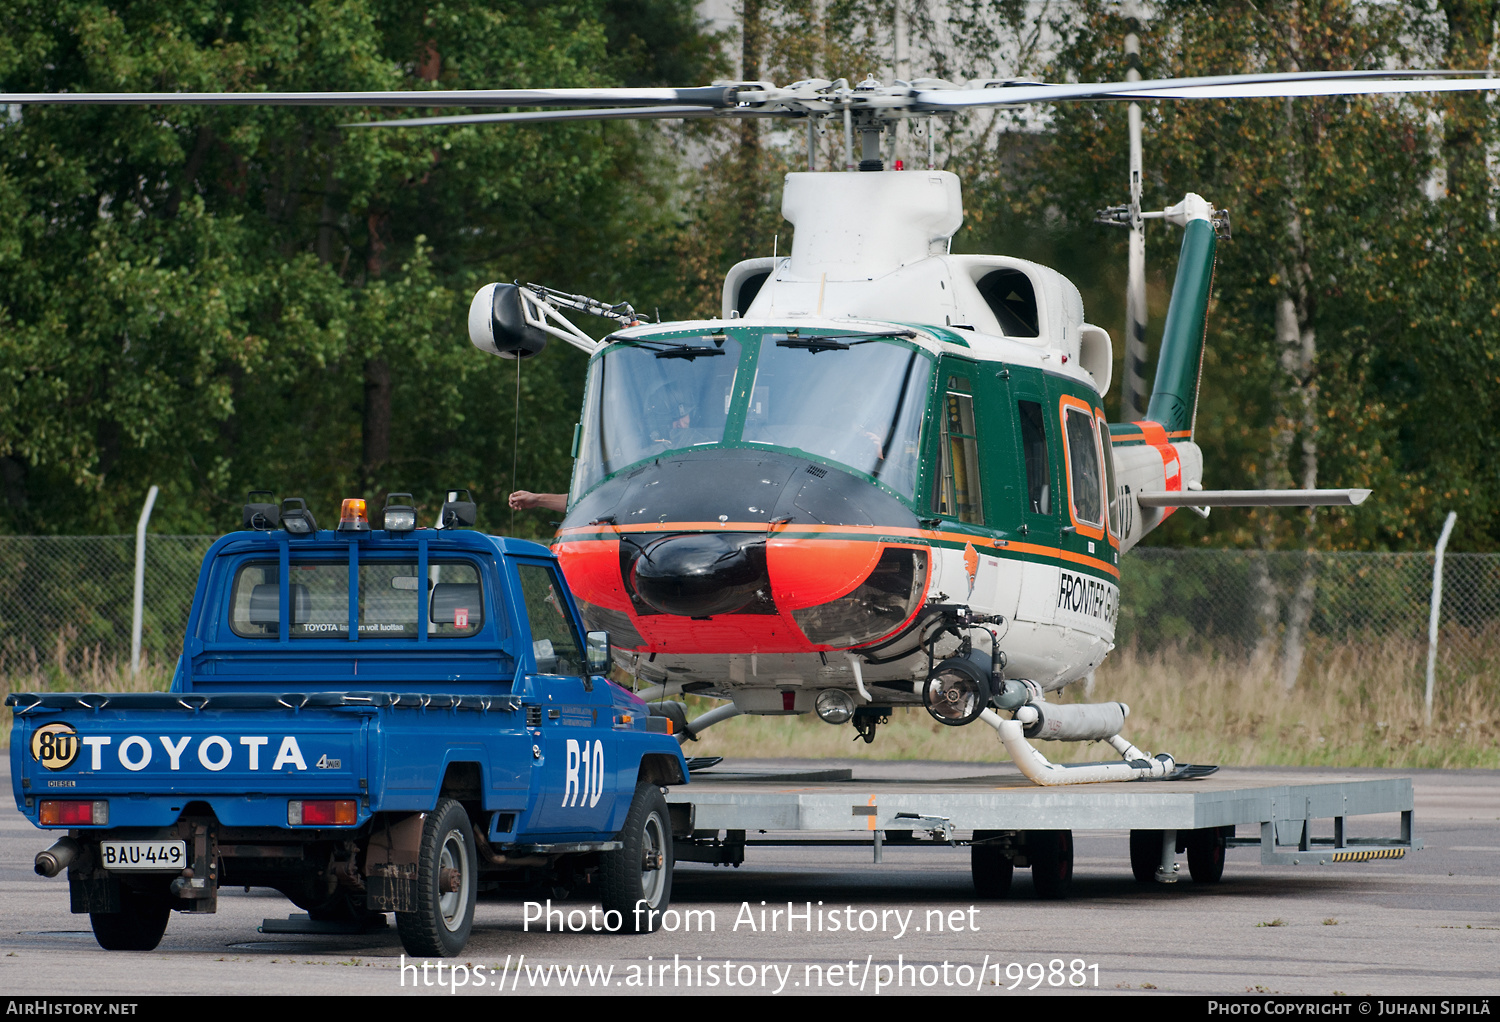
[35,837,81,878]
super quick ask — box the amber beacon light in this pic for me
[337,498,370,532]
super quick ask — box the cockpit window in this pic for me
[573,334,742,496]
[743,335,930,498]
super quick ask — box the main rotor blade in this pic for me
[0,86,738,109]
[344,105,729,128]
[917,69,1497,109]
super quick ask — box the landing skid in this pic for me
[981,710,1215,786]
[1153,763,1220,781]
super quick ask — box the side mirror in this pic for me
[585,631,612,676]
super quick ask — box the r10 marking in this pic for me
[562,739,604,808]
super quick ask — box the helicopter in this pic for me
[7,68,1495,785]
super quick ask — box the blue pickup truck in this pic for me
[8,492,688,956]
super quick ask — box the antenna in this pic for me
[1121,1,1150,422]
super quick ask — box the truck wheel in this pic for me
[1028,830,1073,900]
[970,831,1014,899]
[397,799,476,957]
[600,783,673,933]
[90,888,171,951]
[1129,829,1164,884]
[1186,827,1228,884]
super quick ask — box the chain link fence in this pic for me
[0,536,1494,688]
[0,536,215,675]
[1118,549,1500,686]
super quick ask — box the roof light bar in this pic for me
[382,492,417,533]
[337,498,371,533]
[438,489,477,530]
[280,497,318,536]
[242,490,279,531]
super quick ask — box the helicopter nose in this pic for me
[627,533,769,617]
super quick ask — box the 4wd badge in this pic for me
[30,722,79,771]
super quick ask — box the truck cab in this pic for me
[10,493,687,956]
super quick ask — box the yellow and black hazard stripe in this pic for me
[1330,848,1406,862]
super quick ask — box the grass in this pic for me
[5,635,1498,769]
[2,639,174,746]
[667,637,1500,769]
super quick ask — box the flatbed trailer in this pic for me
[664,765,1419,896]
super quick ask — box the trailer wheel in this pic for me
[600,783,673,932]
[396,798,476,957]
[1129,829,1164,884]
[1186,827,1228,884]
[1028,830,1073,900]
[970,831,1014,899]
[90,888,171,951]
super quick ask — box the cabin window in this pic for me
[976,269,1040,338]
[933,376,984,523]
[573,335,742,496]
[1098,411,1121,538]
[1062,405,1104,530]
[743,334,929,497]
[1017,400,1050,515]
[517,564,583,675]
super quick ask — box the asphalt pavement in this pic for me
[1,757,1496,997]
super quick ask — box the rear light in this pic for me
[287,800,358,826]
[39,800,108,826]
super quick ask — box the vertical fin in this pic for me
[1144,201,1218,437]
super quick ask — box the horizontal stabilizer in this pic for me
[1136,488,1371,507]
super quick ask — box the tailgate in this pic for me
[10,692,373,829]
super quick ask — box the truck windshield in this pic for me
[742,335,929,497]
[573,334,741,496]
[229,560,483,639]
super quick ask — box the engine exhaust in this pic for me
[35,837,81,878]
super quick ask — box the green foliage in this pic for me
[0,0,716,539]
[1026,0,1500,551]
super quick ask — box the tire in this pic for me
[1028,830,1073,900]
[90,888,171,951]
[1129,829,1165,884]
[396,799,477,958]
[1186,827,1228,884]
[971,831,1014,899]
[601,783,673,933]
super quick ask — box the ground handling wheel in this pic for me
[971,831,1014,899]
[1186,826,1229,884]
[1027,830,1073,900]
[396,798,477,957]
[90,886,172,951]
[1129,829,1165,884]
[601,783,673,933]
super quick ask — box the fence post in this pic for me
[1425,511,1457,725]
[131,485,160,676]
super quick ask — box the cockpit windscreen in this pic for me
[742,335,929,497]
[573,335,741,496]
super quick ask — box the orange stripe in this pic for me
[555,522,1121,579]
[1133,420,1169,447]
